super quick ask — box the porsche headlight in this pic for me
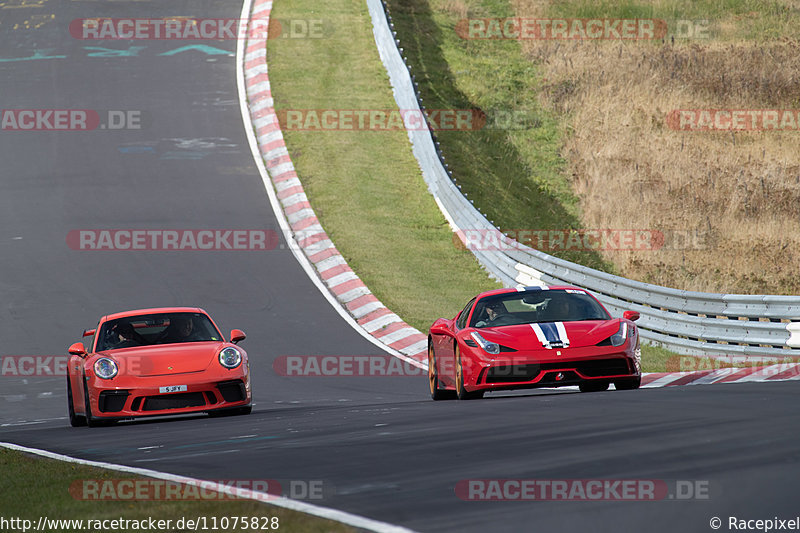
[470,332,500,355]
[94,357,118,379]
[219,347,242,369]
[610,322,629,347]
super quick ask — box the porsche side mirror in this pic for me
[68,342,87,356]
[230,329,246,344]
[623,311,640,322]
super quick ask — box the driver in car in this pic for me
[485,301,506,322]
[158,317,202,343]
[475,301,507,327]
[547,298,572,321]
[112,322,144,348]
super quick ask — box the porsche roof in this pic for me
[100,307,208,322]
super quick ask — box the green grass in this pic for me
[265,0,690,368]
[640,345,792,372]
[268,0,501,331]
[264,0,746,370]
[0,448,353,533]
[383,0,615,271]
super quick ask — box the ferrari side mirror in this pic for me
[623,311,640,322]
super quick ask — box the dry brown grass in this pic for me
[440,0,471,19]
[513,0,800,294]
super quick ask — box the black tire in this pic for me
[209,404,253,417]
[231,405,252,416]
[67,376,86,427]
[579,380,609,393]
[455,345,484,400]
[614,377,641,390]
[428,342,455,401]
[83,381,112,427]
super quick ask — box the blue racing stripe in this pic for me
[538,322,561,344]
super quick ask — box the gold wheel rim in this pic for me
[428,344,436,394]
[455,346,464,396]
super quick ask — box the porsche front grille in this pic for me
[217,380,246,403]
[140,392,207,411]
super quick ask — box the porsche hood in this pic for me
[97,342,227,376]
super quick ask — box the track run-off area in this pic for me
[1,1,799,532]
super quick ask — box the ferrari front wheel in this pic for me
[428,342,455,401]
[579,380,609,393]
[455,345,484,400]
[67,376,86,427]
[614,377,641,390]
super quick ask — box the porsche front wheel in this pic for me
[67,376,86,427]
[209,405,252,417]
[83,381,112,427]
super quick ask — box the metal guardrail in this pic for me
[367,0,800,357]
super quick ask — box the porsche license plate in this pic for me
[159,385,187,393]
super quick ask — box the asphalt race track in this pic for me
[1,2,799,532]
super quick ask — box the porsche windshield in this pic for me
[470,290,610,328]
[95,312,222,351]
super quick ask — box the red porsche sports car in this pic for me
[67,307,251,426]
[428,286,641,400]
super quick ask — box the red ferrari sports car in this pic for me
[67,307,251,426]
[428,286,641,400]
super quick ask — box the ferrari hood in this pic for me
[99,342,225,377]
[475,320,622,350]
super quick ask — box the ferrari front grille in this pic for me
[485,358,632,383]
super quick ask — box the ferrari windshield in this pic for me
[95,312,222,351]
[470,289,610,328]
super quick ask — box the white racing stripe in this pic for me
[554,321,570,348]
[529,324,550,348]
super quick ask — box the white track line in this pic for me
[0,442,417,533]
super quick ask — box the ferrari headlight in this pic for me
[610,322,629,347]
[219,347,242,369]
[94,357,118,379]
[471,332,500,355]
